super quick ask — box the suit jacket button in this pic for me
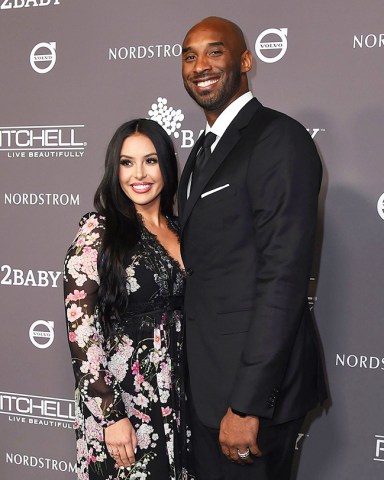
[186,268,193,276]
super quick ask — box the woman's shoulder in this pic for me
[67,212,106,253]
[64,212,104,283]
[79,211,106,229]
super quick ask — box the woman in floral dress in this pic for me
[64,119,193,480]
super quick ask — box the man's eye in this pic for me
[210,50,222,56]
[184,54,196,61]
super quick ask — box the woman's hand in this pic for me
[105,418,137,468]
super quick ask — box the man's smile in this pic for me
[195,78,220,88]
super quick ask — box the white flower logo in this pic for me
[148,97,184,138]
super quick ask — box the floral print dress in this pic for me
[64,212,193,480]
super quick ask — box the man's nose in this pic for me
[194,56,212,74]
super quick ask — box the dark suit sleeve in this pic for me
[229,115,322,419]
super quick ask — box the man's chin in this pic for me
[196,97,225,111]
[187,90,220,110]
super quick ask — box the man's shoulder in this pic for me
[254,103,306,129]
[245,103,312,143]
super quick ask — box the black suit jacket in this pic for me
[178,98,326,429]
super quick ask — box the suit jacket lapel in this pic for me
[181,127,241,224]
[178,134,204,217]
[180,98,263,229]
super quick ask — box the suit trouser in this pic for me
[190,402,304,480]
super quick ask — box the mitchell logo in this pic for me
[148,97,185,139]
[1,0,60,9]
[353,33,384,49]
[30,42,56,74]
[255,28,288,63]
[109,43,182,60]
[1,265,62,288]
[29,320,55,349]
[377,193,384,220]
[0,391,75,429]
[0,124,86,158]
[336,353,384,370]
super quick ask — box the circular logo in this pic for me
[255,28,288,64]
[30,42,57,74]
[29,320,55,349]
[377,193,384,220]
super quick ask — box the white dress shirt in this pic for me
[206,91,253,151]
[187,91,254,198]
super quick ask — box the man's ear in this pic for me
[241,50,253,73]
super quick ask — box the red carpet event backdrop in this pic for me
[0,1,383,478]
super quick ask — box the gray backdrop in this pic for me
[1,1,383,478]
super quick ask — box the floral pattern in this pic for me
[64,212,193,480]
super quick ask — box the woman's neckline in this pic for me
[140,215,186,274]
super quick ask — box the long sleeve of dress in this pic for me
[63,212,127,427]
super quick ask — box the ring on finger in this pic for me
[237,448,250,459]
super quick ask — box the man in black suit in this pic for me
[178,16,326,480]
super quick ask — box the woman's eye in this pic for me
[146,157,158,164]
[120,159,132,166]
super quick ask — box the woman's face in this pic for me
[119,133,164,211]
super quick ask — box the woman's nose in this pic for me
[134,163,147,180]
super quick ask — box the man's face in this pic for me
[182,23,244,115]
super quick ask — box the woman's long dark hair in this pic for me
[94,119,178,330]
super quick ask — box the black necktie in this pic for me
[192,132,216,192]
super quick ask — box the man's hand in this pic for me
[105,418,137,468]
[219,408,262,464]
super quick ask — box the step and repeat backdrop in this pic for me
[1,1,383,479]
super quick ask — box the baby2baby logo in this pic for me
[147,97,325,149]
